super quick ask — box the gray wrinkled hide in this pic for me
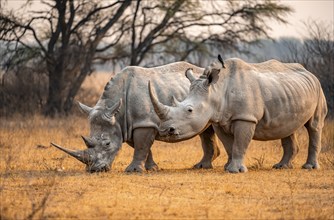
[156,58,328,173]
[82,62,220,172]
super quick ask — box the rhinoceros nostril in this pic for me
[168,127,175,134]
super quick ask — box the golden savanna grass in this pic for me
[1,73,334,219]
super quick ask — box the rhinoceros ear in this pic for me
[102,99,122,124]
[107,98,122,114]
[207,69,220,85]
[78,102,93,115]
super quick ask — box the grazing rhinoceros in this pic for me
[149,55,328,173]
[51,62,220,172]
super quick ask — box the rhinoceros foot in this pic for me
[193,161,213,169]
[273,162,293,169]
[145,162,159,171]
[226,160,248,173]
[125,163,145,172]
[302,162,320,169]
[223,160,232,170]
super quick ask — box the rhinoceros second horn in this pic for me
[81,136,96,148]
[78,102,93,114]
[185,68,196,82]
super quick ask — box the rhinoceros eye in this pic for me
[187,107,193,113]
[106,142,110,146]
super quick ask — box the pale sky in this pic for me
[269,0,334,38]
[4,0,334,39]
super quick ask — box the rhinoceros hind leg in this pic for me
[302,123,322,170]
[125,127,157,172]
[273,134,298,169]
[225,120,255,173]
[194,126,220,169]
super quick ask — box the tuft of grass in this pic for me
[249,154,266,170]
[26,176,55,220]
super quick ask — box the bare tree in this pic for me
[0,0,131,115]
[96,0,293,66]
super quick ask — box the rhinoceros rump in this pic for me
[51,62,220,172]
[150,56,328,173]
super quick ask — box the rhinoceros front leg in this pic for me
[125,127,157,172]
[212,125,233,170]
[273,133,299,169]
[194,126,220,169]
[226,120,256,173]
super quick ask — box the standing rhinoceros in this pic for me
[149,55,328,173]
[51,62,220,172]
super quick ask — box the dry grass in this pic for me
[1,72,333,219]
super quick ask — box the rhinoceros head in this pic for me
[52,99,123,172]
[149,55,225,140]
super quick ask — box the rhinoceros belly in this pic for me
[253,85,318,140]
[253,110,314,140]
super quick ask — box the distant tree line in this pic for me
[4,1,333,119]
[0,0,292,116]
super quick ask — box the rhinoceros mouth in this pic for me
[86,163,110,173]
[157,129,184,142]
[158,128,179,138]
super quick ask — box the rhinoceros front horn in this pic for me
[51,142,91,165]
[148,81,170,120]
